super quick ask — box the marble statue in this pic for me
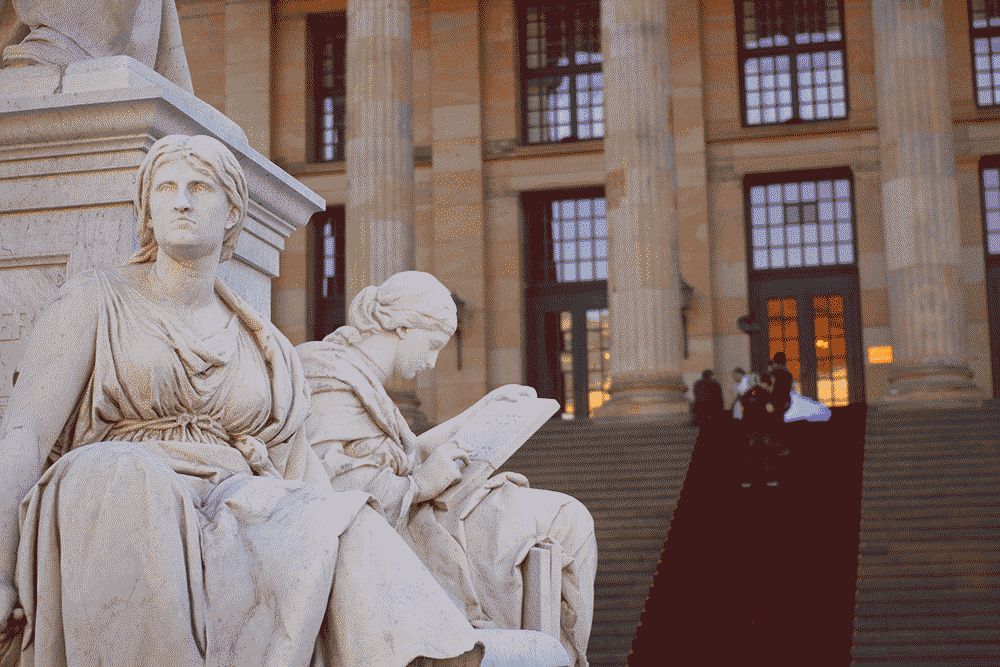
[0,0,192,91]
[297,273,598,667]
[0,135,486,667]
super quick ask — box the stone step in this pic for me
[504,417,695,667]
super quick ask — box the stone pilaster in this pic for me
[596,0,688,418]
[224,0,271,155]
[427,0,489,422]
[871,0,981,405]
[345,0,425,428]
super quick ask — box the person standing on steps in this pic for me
[764,352,794,487]
[691,369,724,427]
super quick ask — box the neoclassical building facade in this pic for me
[176,0,1000,424]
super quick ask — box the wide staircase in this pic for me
[852,402,1000,665]
[502,417,697,667]
[629,406,868,665]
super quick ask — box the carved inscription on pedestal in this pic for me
[0,257,67,417]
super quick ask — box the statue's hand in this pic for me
[484,384,537,405]
[413,441,470,502]
[0,578,23,639]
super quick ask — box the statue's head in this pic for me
[131,134,249,264]
[327,271,458,379]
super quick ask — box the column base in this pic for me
[878,361,983,410]
[594,376,690,420]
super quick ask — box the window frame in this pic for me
[742,166,859,281]
[310,206,347,340]
[308,12,347,163]
[516,0,603,146]
[735,0,850,128]
[522,186,609,289]
[980,155,1000,260]
[968,0,1000,108]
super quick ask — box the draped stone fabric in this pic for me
[5,270,480,667]
[0,0,193,91]
[298,340,598,667]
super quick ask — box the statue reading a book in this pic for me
[0,135,488,667]
[298,273,598,667]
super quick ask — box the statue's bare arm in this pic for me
[0,284,98,622]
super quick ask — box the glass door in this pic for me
[528,291,609,418]
[751,275,863,406]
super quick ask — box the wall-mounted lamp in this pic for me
[737,313,761,335]
[451,292,467,370]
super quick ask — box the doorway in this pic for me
[526,286,609,418]
[749,273,864,406]
[523,188,610,418]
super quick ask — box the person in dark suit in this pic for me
[768,352,794,418]
[691,369,724,427]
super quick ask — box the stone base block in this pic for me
[595,376,691,421]
[878,361,984,410]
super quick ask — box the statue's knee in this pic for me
[565,499,595,538]
[59,442,174,491]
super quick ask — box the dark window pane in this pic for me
[310,13,347,161]
[312,208,346,337]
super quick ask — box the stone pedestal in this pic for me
[595,0,689,419]
[871,0,981,406]
[0,56,323,415]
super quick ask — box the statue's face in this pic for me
[395,328,451,379]
[149,159,235,262]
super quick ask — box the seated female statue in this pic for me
[0,135,484,667]
[297,273,598,666]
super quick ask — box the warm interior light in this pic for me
[868,345,894,365]
[815,338,829,349]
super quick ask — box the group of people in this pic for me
[692,353,830,489]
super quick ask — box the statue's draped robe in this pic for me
[9,270,478,667]
[298,341,598,667]
[0,0,192,91]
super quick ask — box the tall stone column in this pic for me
[872,0,980,404]
[596,0,689,417]
[346,0,426,427]
[345,0,415,294]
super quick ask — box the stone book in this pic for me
[431,396,560,512]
